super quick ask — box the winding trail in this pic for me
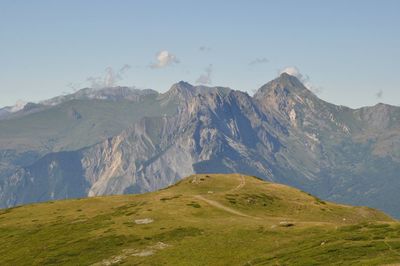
[229,174,246,193]
[194,175,260,219]
[194,195,254,218]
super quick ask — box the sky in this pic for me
[1,0,399,108]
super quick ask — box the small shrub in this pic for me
[187,202,201,208]
[160,195,182,202]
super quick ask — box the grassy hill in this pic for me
[0,174,399,265]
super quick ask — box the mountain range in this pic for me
[1,73,399,218]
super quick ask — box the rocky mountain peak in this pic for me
[252,73,339,130]
[168,81,196,99]
[254,73,313,101]
[253,74,316,119]
[161,81,232,104]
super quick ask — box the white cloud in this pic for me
[86,64,131,88]
[376,90,383,99]
[196,64,213,85]
[150,50,179,68]
[280,66,302,77]
[199,46,211,52]
[66,82,82,92]
[279,66,322,94]
[10,100,27,112]
[249,57,269,66]
[119,64,131,73]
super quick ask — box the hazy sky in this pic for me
[1,0,399,108]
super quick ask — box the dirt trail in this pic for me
[194,195,255,218]
[229,175,246,193]
[194,175,260,219]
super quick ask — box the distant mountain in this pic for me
[0,108,9,117]
[1,75,400,218]
[0,87,168,198]
[41,86,159,106]
[0,87,159,121]
[0,100,28,119]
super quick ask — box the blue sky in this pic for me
[1,0,399,108]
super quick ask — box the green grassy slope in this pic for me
[0,174,399,265]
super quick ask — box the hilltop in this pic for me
[0,174,399,265]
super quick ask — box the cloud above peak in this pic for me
[150,50,180,69]
[279,66,322,94]
[85,64,131,88]
[249,57,269,66]
[196,64,213,85]
[280,66,301,77]
[376,90,383,99]
[199,46,211,52]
